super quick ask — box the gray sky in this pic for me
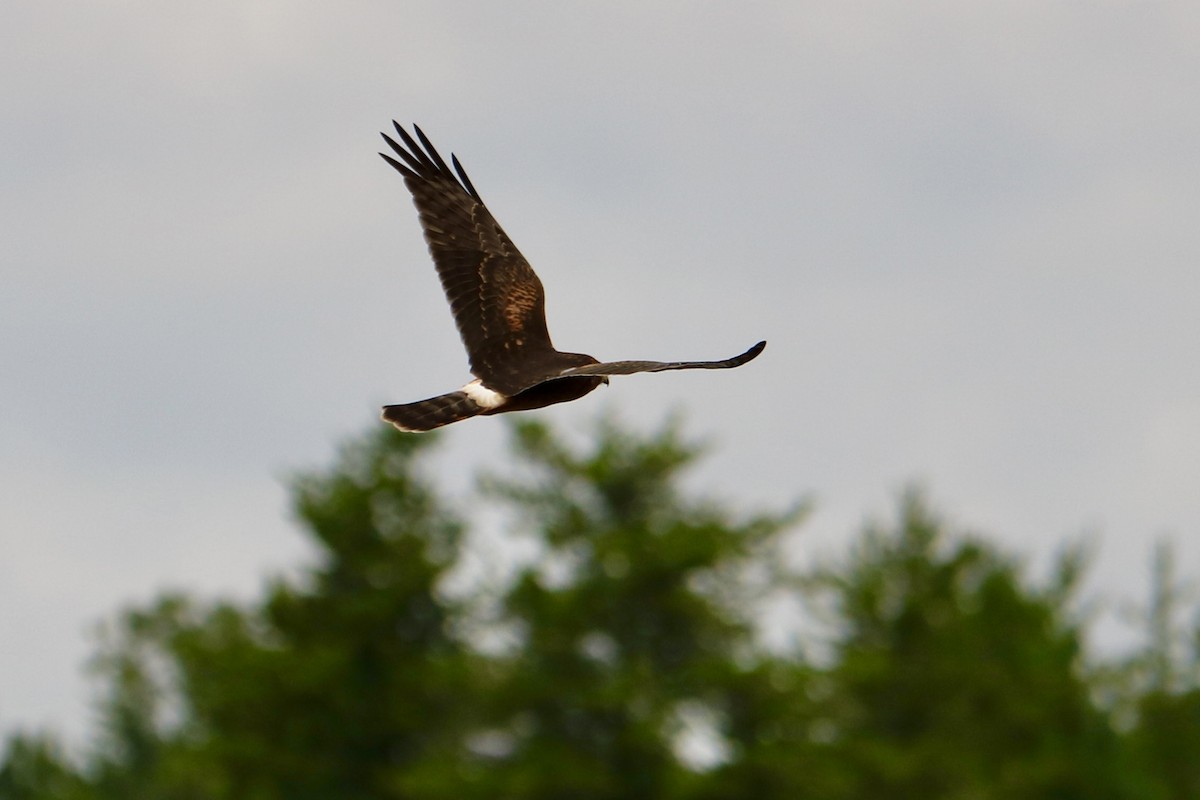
[4,2,1199,745]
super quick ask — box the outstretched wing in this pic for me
[554,341,766,378]
[380,122,557,395]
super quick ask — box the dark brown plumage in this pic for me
[379,122,765,432]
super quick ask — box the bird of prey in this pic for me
[378,122,765,432]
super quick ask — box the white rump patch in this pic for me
[461,379,507,410]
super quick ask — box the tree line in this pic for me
[3,417,1198,799]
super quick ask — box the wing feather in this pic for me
[380,122,556,395]
[554,341,767,378]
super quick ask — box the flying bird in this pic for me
[378,122,765,432]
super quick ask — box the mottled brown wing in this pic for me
[380,123,557,396]
[553,341,767,378]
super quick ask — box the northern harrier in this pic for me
[378,122,765,432]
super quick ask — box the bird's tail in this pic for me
[381,391,484,432]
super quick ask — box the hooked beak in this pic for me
[601,376,610,386]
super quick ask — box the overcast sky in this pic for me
[4,2,1199,745]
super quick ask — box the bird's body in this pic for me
[378,122,764,432]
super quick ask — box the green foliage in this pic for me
[475,418,801,799]
[3,416,1199,799]
[1120,542,1200,800]
[799,495,1137,799]
[0,734,88,800]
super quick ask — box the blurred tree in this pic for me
[1128,688,1200,800]
[472,417,803,799]
[2,417,1197,799]
[792,494,1145,800]
[0,733,88,800]
[61,428,480,799]
[1122,542,1200,800]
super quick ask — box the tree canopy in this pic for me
[3,416,1198,799]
